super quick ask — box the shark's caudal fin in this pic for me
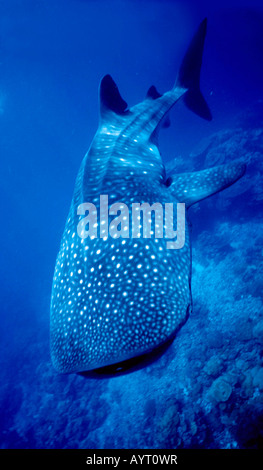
[98,19,211,130]
[168,160,246,208]
[177,18,212,121]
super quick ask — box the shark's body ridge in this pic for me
[50,19,246,374]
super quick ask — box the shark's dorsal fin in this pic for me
[168,160,246,207]
[146,86,171,128]
[100,74,128,116]
[146,85,162,100]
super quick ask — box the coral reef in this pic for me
[1,119,262,450]
[208,378,232,403]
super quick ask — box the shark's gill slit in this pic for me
[165,177,173,188]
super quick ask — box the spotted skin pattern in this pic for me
[50,20,246,373]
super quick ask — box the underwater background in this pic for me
[0,0,263,449]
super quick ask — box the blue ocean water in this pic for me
[0,0,262,449]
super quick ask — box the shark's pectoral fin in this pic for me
[167,160,246,207]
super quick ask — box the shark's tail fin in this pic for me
[177,18,212,121]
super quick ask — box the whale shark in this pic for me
[50,19,246,374]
